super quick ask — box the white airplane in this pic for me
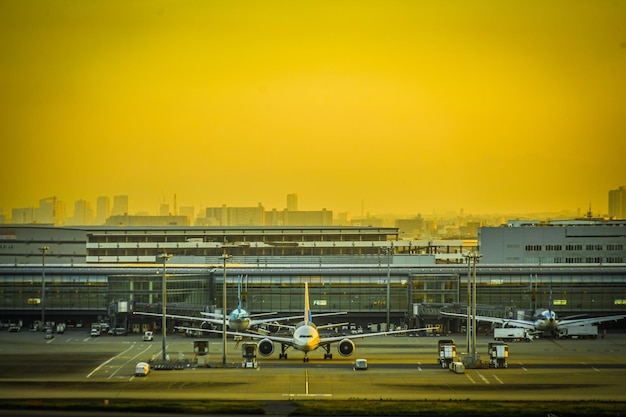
[134,277,340,333]
[440,308,626,335]
[177,282,426,362]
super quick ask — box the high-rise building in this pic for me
[68,199,93,225]
[11,207,34,224]
[35,197,56,224]
[96,196,110,225]
[111,195,129,216]
[287,193,298,211]
[609,186,626,219]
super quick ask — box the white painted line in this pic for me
[476,372,490,384]
[493,375,504,384]
[465,374,476,384]
[87,344,137,378]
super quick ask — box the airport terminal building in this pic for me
[0,222,624,332]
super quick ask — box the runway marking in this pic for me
[108,343,152,380]
[492,375,504,384]
[476,372,490,384]
[465,374,476,384]
[417,362,422,371]
[87,344,138,379]
[519,362,527,371]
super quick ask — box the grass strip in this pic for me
[0,399,624,416]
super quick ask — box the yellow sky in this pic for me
[1,1,625,217]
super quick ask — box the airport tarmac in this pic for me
[1,328,626,403]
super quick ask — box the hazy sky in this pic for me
[1,1,625,217]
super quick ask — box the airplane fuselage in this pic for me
[293,324,320,352]
[228,309,251,332]
[533,309,558,332]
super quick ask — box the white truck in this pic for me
[493,327,533,342]
[557,325,598,339]
[437,339,456,368]
[488,342,509,368]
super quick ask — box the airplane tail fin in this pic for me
[237,275,242,313]
[304,282,312,325]
[549,280,553,317]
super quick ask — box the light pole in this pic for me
[463,251,481,363]
[220,252,232,366]
[381,243,393,332]
[39,246,50,325]
[159,253,172,362]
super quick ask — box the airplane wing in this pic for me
[558,314,626,328]
[134,311,214,324]
[174,326,295,345]
[440,311,536,330]
[319,327,428,344]
[249,312,347,328]
[248,312,278,319]
[317,322,350,331]
[200,312,224,319]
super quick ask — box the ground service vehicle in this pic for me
[354,358,368,370]
[493,327,532,342]
[449,361,465,373]
[135,362,150,376]
[90,323,101,336]
[558,325,598,339]
[143,331,154,341]
[438,339,456,368]
[241,342,258,369]
[488,342,509,368]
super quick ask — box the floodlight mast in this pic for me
[39,246,50,325]
[159,253,173,362]
[220,252,232,366]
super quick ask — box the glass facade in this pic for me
[0,265,624,324]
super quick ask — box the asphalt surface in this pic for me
[1,328,626,406]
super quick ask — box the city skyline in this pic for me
[2,188,621,226]
[2,2,625,217]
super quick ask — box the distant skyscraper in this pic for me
[159,203,170,216]
[35,197,56,224]
[69,199,93,225]
[609,186,626,219]
[179,206,195,221]
[287,193,298,211]
[111,195,128,216]
[96,196,110,225]
[12,207,34,224]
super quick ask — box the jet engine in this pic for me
[257,338,274,356]
[337,339,355,357]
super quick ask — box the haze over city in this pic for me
[1,1,625,218]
